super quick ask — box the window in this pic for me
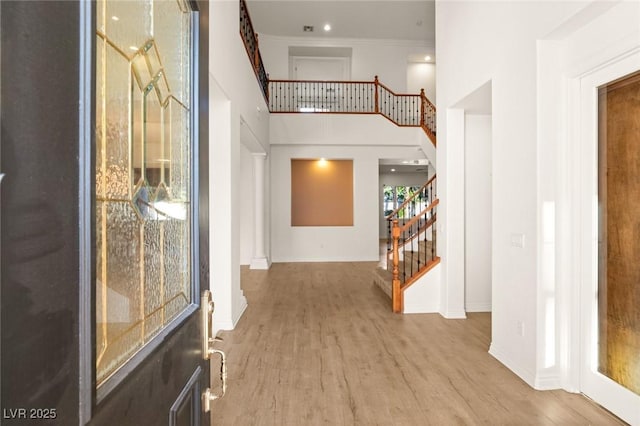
[95,0,194,388]
[383,185,430,218]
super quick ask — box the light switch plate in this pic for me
[511,233,525,248]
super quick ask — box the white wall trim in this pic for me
[234,295,248,326]
[250,257,271,269]
[465,302,491,313]
[534,371,562,391]
[213,296,248,334]
[404,302,440,314]
[439,310,467,319]
[489,343,536,387]
[272,255,378,263]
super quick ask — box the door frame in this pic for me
[78,0,93,421]
[289,56,350,81]
[572,48,640,425]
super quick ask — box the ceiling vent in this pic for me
[303,25,314,32]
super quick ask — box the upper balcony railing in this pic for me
[240,0,269,102]
[269,77,436,144]
[239,0,436,145]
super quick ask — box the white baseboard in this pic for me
[492,344,561,391]
[404,301,440,314]
[250,257,271,270]
[234,295,248,326]
[489,342,536,387]
[534,371,561,390]
[213,319,235,334]
[439,309,467,319]
[213,296,248,335]
[465,301,492,312]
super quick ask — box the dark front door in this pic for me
[1,1,212,424]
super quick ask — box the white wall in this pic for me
[210,79,247,333]
[271,112,436,169]
[209,0,271,331]
[270,113,434,164]
[407,62,436,103]
[404,263,441,314]
[436,0,590,386]
[464,114,491,312]
[260,34,433,93]
[271,145,426,262]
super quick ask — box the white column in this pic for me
[250,152,270,269]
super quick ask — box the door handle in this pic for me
[203,349,227,412]
[201,290,227,412]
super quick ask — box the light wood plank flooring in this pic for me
[211,262,624,425]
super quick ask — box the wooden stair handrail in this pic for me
[386,201,438,264]
[377,79,421,98]
[386,213,437,262]
[420,91,437,146]
[399,199,439,232]
[385,174,437,220]
[386,216,437,270]
[269,77,425,97]
[240,0,269,103]
[269,78,376,85]
[401,257,440,291]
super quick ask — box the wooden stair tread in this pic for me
[372,267,392,299]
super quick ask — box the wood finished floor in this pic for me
[211,262,624,426]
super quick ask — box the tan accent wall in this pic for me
[291,159,353,226]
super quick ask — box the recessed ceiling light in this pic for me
[425,55,431,61]
[402,161,409,164]
[324,24,331,32]
[111,15,119,21]
[390,168,396,172]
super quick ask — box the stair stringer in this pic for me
[403,262,441,314]
[418,130,436,169]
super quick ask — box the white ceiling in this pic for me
[379,158,430,174]
[246,1,435,43]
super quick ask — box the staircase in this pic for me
[374,175,440,313]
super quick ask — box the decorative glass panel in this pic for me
[96,0,193,386]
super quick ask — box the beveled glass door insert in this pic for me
[597,70,640,396]
[96,0,193,386]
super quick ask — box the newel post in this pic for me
[392,219,403,313]
[420,88,426,128]
[374,75,380,114]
